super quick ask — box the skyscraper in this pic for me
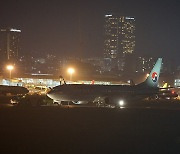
[104,14,135,71]
[0,28,21,64]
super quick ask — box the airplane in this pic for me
[47,58,163,107]
[0,85,29,96]
[0,85,29,104]
[157,83,178,100]
[157,90,178,100]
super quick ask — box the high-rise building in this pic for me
[0,28,21,64]
[104,14,135,71]
[135,56,155,73]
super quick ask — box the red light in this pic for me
[91,80,95,85]
[171,90,175,94]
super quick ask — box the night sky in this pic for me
[0,0,180,64]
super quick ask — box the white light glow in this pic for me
[105,14,112,17]
[10,28,21,32]
[119,100,124,106]
[125,17,135,20]
[67,68,75,74]
[6,65,14,71]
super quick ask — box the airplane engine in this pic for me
[72,101,88,105]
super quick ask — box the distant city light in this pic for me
[10,28,21,32]
[125,17,135,20]
[105,14,112,17]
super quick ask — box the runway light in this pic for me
[119,100,124,106]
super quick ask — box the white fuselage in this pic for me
[47,84,158,104]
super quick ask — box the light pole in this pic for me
[6,65,14,79]
[67,68,75,81]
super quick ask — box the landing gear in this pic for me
[96,102,102,107]
[155,94,159,100]
[53,100,62,106]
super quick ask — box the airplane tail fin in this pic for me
[138,58,162,88]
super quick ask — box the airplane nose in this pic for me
[25,88,29,94]
[47,89,54,98]
[47,89,53,95]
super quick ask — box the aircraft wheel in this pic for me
[53,101,62,106]
[155,95,159,100]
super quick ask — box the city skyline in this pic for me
[0,0,180,64]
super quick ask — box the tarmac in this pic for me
[1,103,180,153]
